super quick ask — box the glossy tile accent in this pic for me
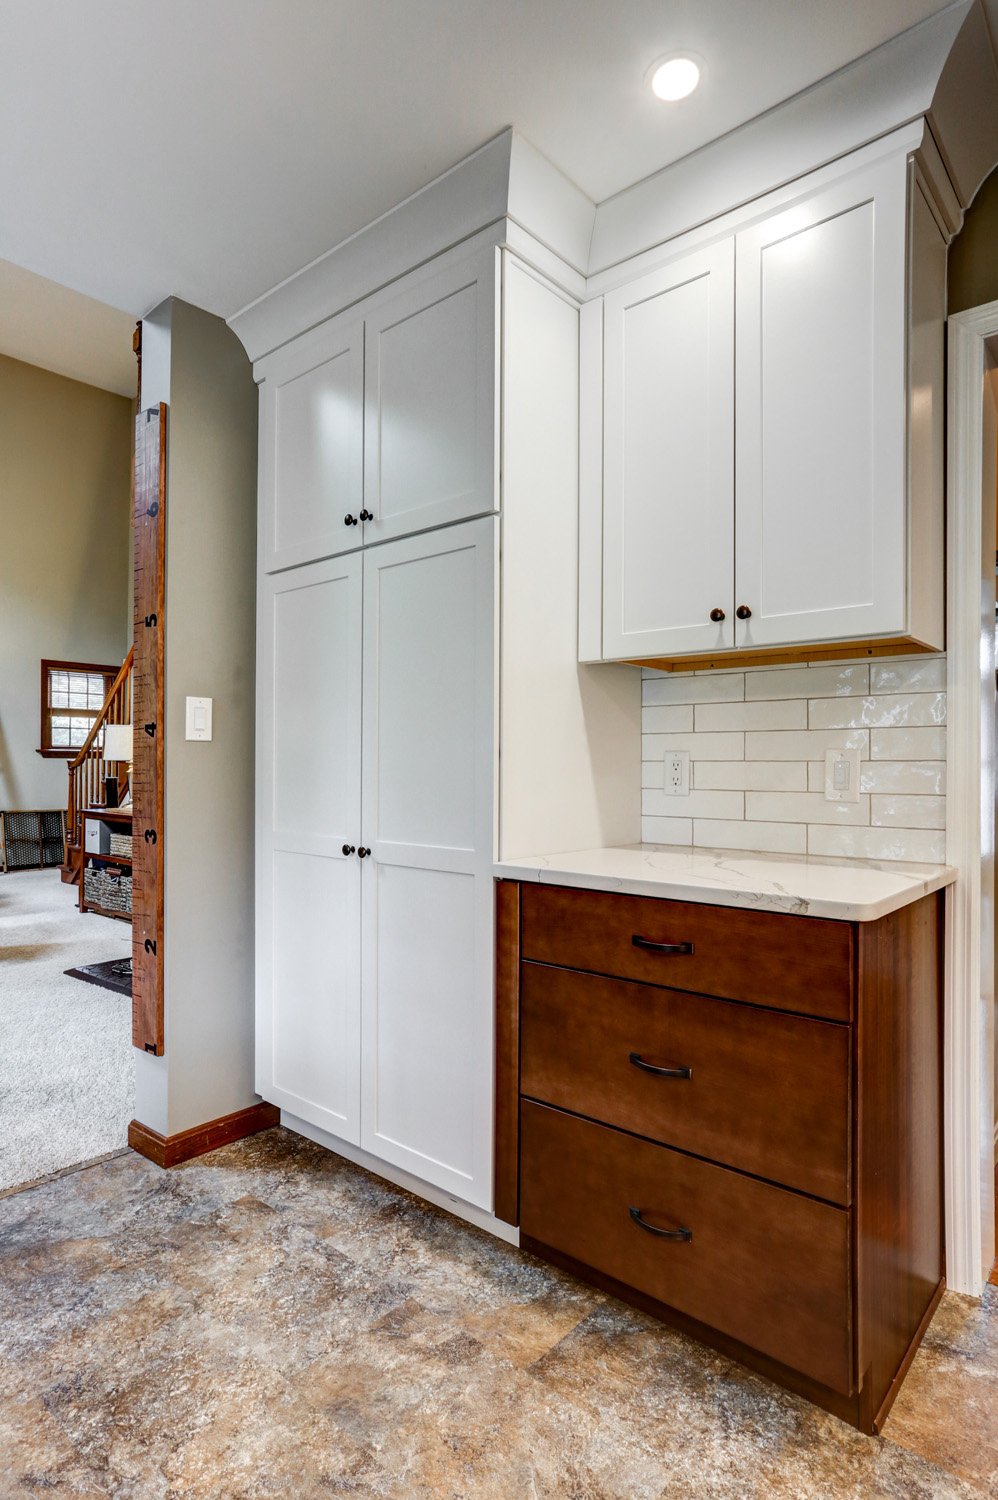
[807,825,947,863]
[642,655,947,864]
[0,1130,991,1500]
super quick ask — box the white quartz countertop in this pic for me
[493,844,955,922]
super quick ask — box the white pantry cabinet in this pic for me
[585,141,946,667]
[256,518,496,1208]
[257,248,498,573]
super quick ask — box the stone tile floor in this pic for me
[0,1127,994,1499]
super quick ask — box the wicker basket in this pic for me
[109,832,132,859]
[83,863,133,915]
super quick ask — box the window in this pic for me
[38,660,117,757]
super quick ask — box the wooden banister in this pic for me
[65,647,134,866]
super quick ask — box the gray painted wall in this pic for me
[0,354,131,812]
[949,164,998,314]
[133,298,259,1136]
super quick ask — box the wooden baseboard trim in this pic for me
[870,1276,946,1434]
[128,1101,280,1169]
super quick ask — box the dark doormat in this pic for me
[64,958,132,997]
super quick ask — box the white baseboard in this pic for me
[280,1111,520,1248]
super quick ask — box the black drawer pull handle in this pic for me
[629,1053,692,1080]
[628,1207,692,1242]
[631,935,694,956]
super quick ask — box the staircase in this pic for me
[61,648,134,885]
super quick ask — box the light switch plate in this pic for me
[824,747,860,802]
[185,696,213,742]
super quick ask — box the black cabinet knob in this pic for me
[342,844,356,856]
[709,608,725,623]
[344,514,358,526]
[736,605,752,620]
[357,846,371,858]
[359,509,374,522]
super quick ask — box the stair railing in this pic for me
[65,647,134,861]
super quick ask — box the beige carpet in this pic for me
[0,868,133,1192]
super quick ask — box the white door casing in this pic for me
[257,554,364,1140]
[359,516,496,1206]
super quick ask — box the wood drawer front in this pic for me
[520,964,851,1204]
[520,1101,853,1395]
[519,884,853,1021]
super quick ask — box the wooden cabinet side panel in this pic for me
[855,892,944,1416]
[494,880,521,1226]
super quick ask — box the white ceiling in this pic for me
[0,0,974,326]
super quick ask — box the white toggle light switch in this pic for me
[185,696,213,742]
[824,747,860,803]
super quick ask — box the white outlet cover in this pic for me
[663,748,690,796]
[824,747,860,802]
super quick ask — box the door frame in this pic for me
[945,299,998,1293]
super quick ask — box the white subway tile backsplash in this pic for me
[641,655,947,864]
[642,704,695,734]
[870,657,947,693]
[641,815,693,845]
[642,673,743,706]
[871,794,946,830]
[694,819,807,855]
[694,699,807,733]
[695,761,807,791]
[870,727,946,760]
[745,791,870,826]
[807,825,946,862]
[644,788,744,820]
[745,729,869,761]
[808,693,946,730]
[859,761,946,795]
[642,732,744,761]
[744,664,869,700]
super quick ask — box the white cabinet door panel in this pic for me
[364,251,498,543]
[735,158,908,648]
[602,240,735,659]
[360,518,496,1206]
[257,554,363,1140]
[258,313,364,572]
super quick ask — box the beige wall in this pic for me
[949,165,998,314]
[0,354,131,811]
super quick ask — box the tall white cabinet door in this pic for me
[257,554,363,1141]
[735,158,908,649]
[258,313,365,572]
[363,250,499,544]
[359,517,496,1208]
[602,240,735,660]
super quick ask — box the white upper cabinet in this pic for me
[364,249,499,543]
[258,313,365,572]
[602,241,735,659]
[583,141,946,665]
[734,157,908,650]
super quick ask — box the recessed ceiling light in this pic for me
[649,54,701,102]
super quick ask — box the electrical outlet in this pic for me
[663,749,690,796]
[824,747,860,803]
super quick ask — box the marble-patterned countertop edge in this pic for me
[493,843,956,922]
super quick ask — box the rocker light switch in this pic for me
[185,696,213,742]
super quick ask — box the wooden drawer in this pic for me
[520,1101,853,1395]
[520,963,851,1203]
[520,884,853,1021]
